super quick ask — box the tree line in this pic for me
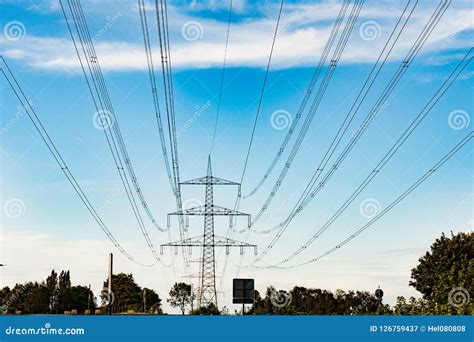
[1,231,471,315]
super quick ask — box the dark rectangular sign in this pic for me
[232,278,254,304]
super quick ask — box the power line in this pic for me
[0,56,156,267]
[255,46,471,265]
[209,0,233,155]
[138,0,176,198]
[224,0,286,264]
[248,0,450,238]
[257,132,473,269]
[249,0,364,226]
[154,0,190,268]
[221,0,286,280]
[242,0,350,199]
[241,0,416,235]
[238,0,285,186]
[225,0,361,281]
[61,0,163,260]
[224,1,361,280]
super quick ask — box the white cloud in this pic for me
[1,1,472,72]
[187,0,248,13]
[26,0,60,14]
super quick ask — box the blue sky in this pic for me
[0,0,473,312]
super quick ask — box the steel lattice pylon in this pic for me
[161,156,256,309]
[201,159,217,306]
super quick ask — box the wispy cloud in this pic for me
[1,1,473,72]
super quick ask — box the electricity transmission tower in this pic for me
[161,156,256,308]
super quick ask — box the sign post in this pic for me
[232,279,254,315]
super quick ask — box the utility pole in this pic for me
[87,284,91,311]
[108,253,113,315]
[161,156,257,309]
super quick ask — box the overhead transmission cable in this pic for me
[255,45,471,265]
[231,0,364,280]
[256,132,473,269]
[238,0,285,186]
[209,0,233,155]
[249,0,364,226]
[138,0,176,196]
[218,0,350,291]
[242,0,351,199]
[248,0,450,236]
[154,0,190,265]
[296,0,451,213]
[61,0,166,262]
[226,0,285,231]
[240,0,417,234]
[0,56,156,267]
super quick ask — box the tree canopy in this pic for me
[409,231,473,314]
[167,282,194,315]
[100,273,162,313]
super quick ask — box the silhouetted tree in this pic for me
[45,270,58,312]
[191,303,220,315]
[101,273,142,312]
[410,231,473,314]
[143,288,162,314]
[167,282,193,315]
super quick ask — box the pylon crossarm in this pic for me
[167,205,251,227]
[160,235,257,255]
[180,175,239,186]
